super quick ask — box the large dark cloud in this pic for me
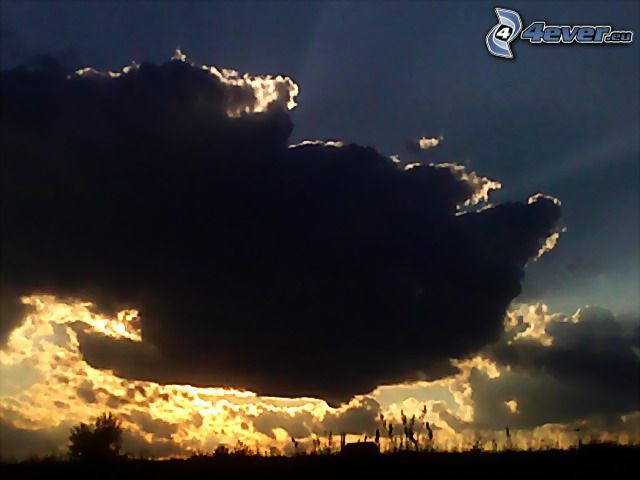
[472,306,639,430]
[0,58,561,403]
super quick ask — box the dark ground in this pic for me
[2,445,638,479]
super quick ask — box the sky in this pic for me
[0,0,638,459]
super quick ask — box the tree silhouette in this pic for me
[69,413,123,461]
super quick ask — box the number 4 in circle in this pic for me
[495,26,513,40]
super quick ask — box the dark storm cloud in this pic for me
[253,411,316,440]
[0,58,561,404]
[321,397,381,436]
[252,397,380,439]
[0,420,70,460]
[128,411,177,440]
[121,430,185,459]
[472,306,639,430]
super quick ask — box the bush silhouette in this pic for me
[68,413,123,461]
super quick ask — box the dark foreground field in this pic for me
[3,445,639,480]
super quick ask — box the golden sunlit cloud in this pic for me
[526,193,565,259]
[505,400,519,414]
[0,296,637,459]
[504,303,579,347]
[73,49,299,119]
[0,296,493,455]
[0,296,332,456]
[288,140,346,149]
[418,136,444,150]
[534,229,565,260]
[433,162,502,206]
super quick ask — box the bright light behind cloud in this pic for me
[0,296,498,456]
[0,296,637,459]
[527,193,565,259]
[0,296,329,455]
[288,140,346,149]
[74,49,299,119]
[434,162,502,206]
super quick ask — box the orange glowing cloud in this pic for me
[0,295,637,459]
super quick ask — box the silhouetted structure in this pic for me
[340,442,380,457]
